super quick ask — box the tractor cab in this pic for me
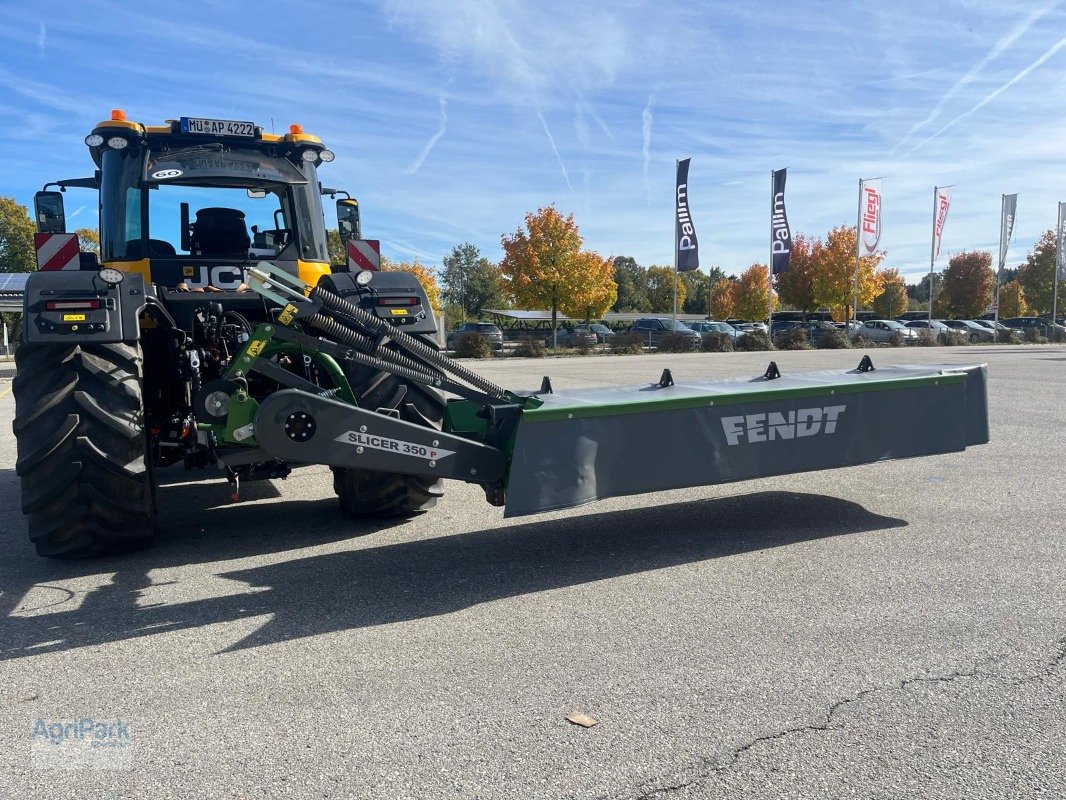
[35,111,351,291]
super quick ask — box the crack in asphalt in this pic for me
[623,636,1066,799]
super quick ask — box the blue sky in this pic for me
[1,0,1064,282]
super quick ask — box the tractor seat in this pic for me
[191,208,251,258]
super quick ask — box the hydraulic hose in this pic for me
[310,285,508,400]
[304,313,443,388]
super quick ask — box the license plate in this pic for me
[179,117,255,137]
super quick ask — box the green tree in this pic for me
[940,250,995,318]
[326,229,345,267]
[1018,229,1057,314]
[441,242,504,320]
[909,272,943,303]
[0,196,36,274]
[612,256,649,311]
[646,265,686,313]
[681,267,727,315]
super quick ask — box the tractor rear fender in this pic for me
[21,270,145,345]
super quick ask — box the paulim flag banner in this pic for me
[675,158,699,272]
[771,168,792,274]
[933,186,952,260]
[859,178,883,257]
[998,193,1018,271]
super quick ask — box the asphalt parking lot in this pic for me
[1,345,1064,799]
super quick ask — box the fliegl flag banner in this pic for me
[933,186,952,260]
[675,158,700,272]
[859,178,883,257]
[771,168,792,274]
[998,193,1018,270]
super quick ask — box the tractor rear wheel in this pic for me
[12,341,156,557]
[332,368,445,519]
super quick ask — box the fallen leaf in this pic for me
[566,711,598,728]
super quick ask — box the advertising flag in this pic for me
[932,186,952,260]
[675,158,699,272]
[998,193,1018,271]
[770,168,792,274]
[858,178,883,257]
[1057,201,1066,280]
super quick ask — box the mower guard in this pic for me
[503,362,988,517]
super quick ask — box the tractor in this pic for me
[10,111,990,559]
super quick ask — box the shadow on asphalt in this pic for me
[0,477,907,660]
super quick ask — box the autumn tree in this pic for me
[871,267,908,319]
[775,233,820,315]
[75,227,100,256]
[939,250,995,319]
[646,265,686,313]
[440,242,504,320]
[998,279,1028,318]
[1018,230,1058,314]
[709,278,736,320]
[733,264,777,321]
[811,225,884,320]
[380,255,443,316]
[326,229,345,267]
[0,196,35,274]
[499,207,615,334]
[560,251,617,320]
[612,256,649,312]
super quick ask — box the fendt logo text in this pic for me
[721,405,846,446]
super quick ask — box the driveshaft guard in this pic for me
[503,363,988,517]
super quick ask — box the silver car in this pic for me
[852,319,919,343]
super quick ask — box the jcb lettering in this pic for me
[183,266,247,290]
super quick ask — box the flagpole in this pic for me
[994,193,1006,341]
[673,158,679,321]
[768,169,774,337]
[928,185,937,323]
[854,178,863,324]
[1054,201,1064,333]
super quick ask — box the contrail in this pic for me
[641,94,654,204]
[537,110,573,192]
[37,22,46,53]
[893,3,1057,153]
[405,95,448,174]
[909,35,1066,152]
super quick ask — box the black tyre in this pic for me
[12,341,156,557]
[332,368,445,519]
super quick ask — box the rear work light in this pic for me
[376,297,419,306]
[46,300,102,311]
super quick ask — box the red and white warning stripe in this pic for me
[35,232,82,271]
[347,239,381,272]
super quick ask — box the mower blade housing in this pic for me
[504,363,988,517]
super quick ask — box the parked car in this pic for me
[903,319,952,336]
[941,319,993,342]
[689,321,742,341]
[851,319,919,343]
[1001,317,1066,339]
[787,321,840,346]
[545,325,599,348]
[446,322,504,350]
[971,319,1015,334]
[585,323,615,343]
[627,317,702,348]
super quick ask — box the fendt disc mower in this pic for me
[6,111,990,558]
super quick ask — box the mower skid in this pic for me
[503,362,989,517]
